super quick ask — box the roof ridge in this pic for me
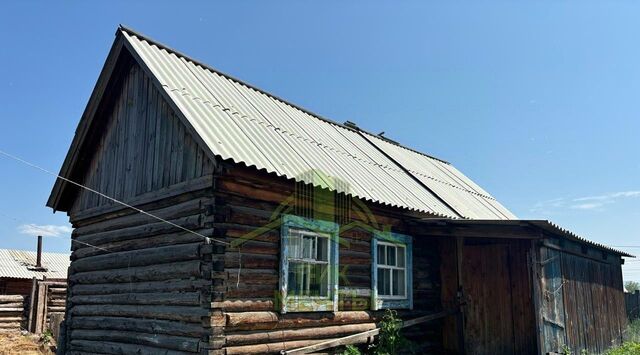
[117,25,451,165]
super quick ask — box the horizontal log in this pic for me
[71,329,200,352]
[70,174,213,225]
[72,215,203,251]
[50,287,67,294]
[70,243,203,273]
[40,281,67,287]
[0,303,24,308]
[69,339,189,355]
[0,295,24,302]
[71,278,210,296]
[212,299,275,312]
[226,311,375,331]
[70,292,200,306]
[48,299,66,306]
[0,308,23,312]
[226,322,376,346]
[70,316,208,337]
[48,306,66,313]
[225,252,277,269]
[226,285,277,299]
[70,304,208,323]
[73,197,206,235]
[0,322,21,329]
[0,317,23,323]
[69,260,206,284]
[73,230,209,259]
[225,337,366,355]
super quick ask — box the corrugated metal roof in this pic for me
[364,133,517,219]
[120,28,515,219]
[0,249,70,280]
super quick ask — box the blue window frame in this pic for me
[371,231,413,310]
[279,215,339,313]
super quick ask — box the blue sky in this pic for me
[1,2,639,282]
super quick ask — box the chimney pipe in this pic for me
[36,235,42,268]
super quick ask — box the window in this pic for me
[280,215,339,313]
[372,232,412,310]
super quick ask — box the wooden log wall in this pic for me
[64,184,216,354]
[0,295,26,332]
[58,60,220,354]
[27,278,69,334]
[210,165,444,354]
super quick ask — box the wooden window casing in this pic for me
[371,232,413,310]
[279,214,339,313]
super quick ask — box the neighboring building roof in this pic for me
[0,249,70,280]
[47,26,516,220]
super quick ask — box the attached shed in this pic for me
[47,26,631,355]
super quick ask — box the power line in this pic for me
[0,149,228,247]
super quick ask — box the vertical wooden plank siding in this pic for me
[540,247,567,353]
[70,63,213,215]
[558,251,627,354]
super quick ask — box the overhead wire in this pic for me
[0,148,246,286]
[0,149,228,247]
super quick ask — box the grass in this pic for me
[605,319,640,355]
[0,331,53,355]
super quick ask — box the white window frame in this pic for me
[375,241,408,300]
[279,215,339,313]
[371,231,413,310]
[286,229,331,299]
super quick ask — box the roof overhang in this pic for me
[417,218,634,258]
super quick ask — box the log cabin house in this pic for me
[47,26,631,355]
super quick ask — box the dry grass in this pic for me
[0,331,52,355]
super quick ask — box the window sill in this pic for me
[284,297,335,313]
[373,297,412,310]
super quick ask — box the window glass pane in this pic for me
[397,246,405,268]
[287,231,301,258]
[378,267,391,295]
[387,246,396,266]
[377,245,386,265]
[393,269,405,296]
[378,268,392,296]
[302,235,315,259]
[288,262,304,296]
[309,263,329,297]
[317,237,328,262]
[289,261,328,297]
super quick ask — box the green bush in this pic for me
[604,319,640,355]
[340,309,416,355]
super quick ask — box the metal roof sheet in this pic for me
[0,249,70,280]
[122,30,470,218]
[364,133,516,219]
[47,26,515,220]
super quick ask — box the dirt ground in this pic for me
[0,331,53,355]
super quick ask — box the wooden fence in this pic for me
[27,278,67,335]
[626,291,640,320]
[0,295,26,331]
